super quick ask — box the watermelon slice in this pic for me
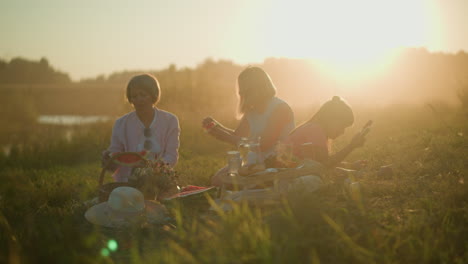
[162,186,217,214]
[111,152,147,167]
[164,186,217,200]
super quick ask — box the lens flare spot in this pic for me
[100,248,110,257]
[107,239,118,252]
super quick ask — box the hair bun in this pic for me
[332,96,341,101]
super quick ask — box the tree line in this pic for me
[1,48,467,115]
[0,57,71,84]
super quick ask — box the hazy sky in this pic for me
[1,0,467,81]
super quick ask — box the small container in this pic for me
[227,151,242,177]
[344,178,361,201]
[238,137,250,165]
[247,137,264,166]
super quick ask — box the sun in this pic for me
[259,0,433,77]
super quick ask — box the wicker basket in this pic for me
[98,158,137,203]
[97,154,175,202]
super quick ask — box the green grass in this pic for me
[0,106,467,263]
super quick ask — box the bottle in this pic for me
[249,137,265,172]
[227,151,242,177]
[344,178,361,201]
[238,137,249,165]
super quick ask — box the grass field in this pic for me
[0,104,467,263]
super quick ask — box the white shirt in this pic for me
[108,108,180,182]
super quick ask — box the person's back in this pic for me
[286,121,328,161]
[284,96,368,169]
[201,66,294,186]
[245,96,295,159]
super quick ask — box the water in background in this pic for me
[0,115,113,157]
[37,115,112,125]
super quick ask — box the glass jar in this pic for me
[227,151,242,177]
[237,137,250,165]
[247,137,265,171]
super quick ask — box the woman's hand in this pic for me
[101,150,111,167]
[101,150,118,171]
[349,128,369,149]
[328,128,370,169]
[202,116,218,131]
[202,116,246,146]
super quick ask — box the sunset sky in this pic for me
[1,0,467,81]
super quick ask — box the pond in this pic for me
[37,115,112,125]
[0,115,114,157]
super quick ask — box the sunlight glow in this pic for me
[261,0,432,78]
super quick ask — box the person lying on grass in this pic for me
[283,96,369,172]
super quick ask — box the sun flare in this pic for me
[261,0,433,77]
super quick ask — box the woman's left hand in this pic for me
[349,130,368,149]
[101,150,119,172]
[202,116,218,131]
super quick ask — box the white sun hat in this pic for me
[85,186,169,228]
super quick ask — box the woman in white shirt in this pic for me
[102,74,180,182]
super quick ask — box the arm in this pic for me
[337,160,368,170]
[260,103,294,152]
[326,144,356,168]
[326,130,367,168]
[202,116,249,146]
[295,125,368,168]
[299,141,358,168]
[102,119,125,170]
[162,116,180,166]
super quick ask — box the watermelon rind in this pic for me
[111,152,147,167]
[163,186,217,200]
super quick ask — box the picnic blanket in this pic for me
[213,160,326,210]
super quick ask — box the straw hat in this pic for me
[85,186,169,228]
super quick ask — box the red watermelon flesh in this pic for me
[165,186,216,199]
[180,185,209,192]
[111,152,146,167]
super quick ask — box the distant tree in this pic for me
[457,83,468,111]
[0,57,71,84]
[70,48,468,115]
[0,59,6,70]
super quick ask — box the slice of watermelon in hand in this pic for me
[111,152,147,167]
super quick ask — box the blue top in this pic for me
[245,97,295,159]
